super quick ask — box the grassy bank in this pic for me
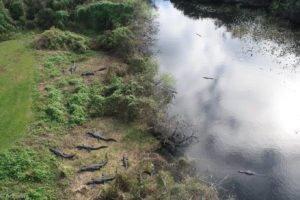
[0,40,36,151]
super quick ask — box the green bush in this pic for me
[37,8,55,29]
[42,52,71,78]
[51,0,70,11]
[99,26,135,59]
[75,2,134,31]
[90,78,140,120]
[0,1,15,35]
[54,10,69,30]
[69,104,87,124]
[130,56,157,74]
[45,102,66,122]
[67,83,90,125]
[34,27,90,53]
[0,148,57,182]
[44,86,66,122]
[9,1,25,20]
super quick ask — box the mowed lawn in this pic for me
[0,40,36,151]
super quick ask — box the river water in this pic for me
[153,0,300,200]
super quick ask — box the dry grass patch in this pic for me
[44,117,160,199]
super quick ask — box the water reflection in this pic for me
[154,0,300,199]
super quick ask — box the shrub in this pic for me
[9,2,25,20]
[90,78,140,121]
[51,0,70,11]
[37,8,55,29]
[69,104,87,124]
[45,101,66,122]
[130,55,157,74]
[42,52,69,78]
[99,26,135,60]
[75,2,134,31]
[67,83,90,125]
[53,10,69,30]
[0,2,15,35]
[0,148,57,182]
[34,27,90,53]
[44,86,66,122]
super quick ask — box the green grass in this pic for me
[0,40,36,151]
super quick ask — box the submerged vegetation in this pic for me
[0,0,223,199]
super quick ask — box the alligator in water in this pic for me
[122,155,128,170]
[85,175,116,185]
[76,145,108,152]
[87,132,117,142]
[69,62,76,74]
[80,67,107,76]
[49,148,75,159]
[203,77,214,80]
[78,153,108,173]
[238,170,255,176]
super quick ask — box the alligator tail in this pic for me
[64,154,75,159]
[95,146,108,150]
[85,180,94,185]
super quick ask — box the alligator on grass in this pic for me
[80,67,107,76]
[85,175,116,185]
[87,132,117,142]
[78,153,108,173]
[122,155,129,170]
[69,62,76,74]
[49,148,75,159]
[76,145,108,152]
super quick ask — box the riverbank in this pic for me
[0,0,222,199]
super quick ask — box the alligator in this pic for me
[238,170,255,176]
[78,153,108,173]
[85,174,116,185]
[80,67,107,76]
[69,62,76,74]
[49,148,75,159]
[76,145,108,152]
[203,77,214,80]
[86,132,117,142]
[122,155,128,170]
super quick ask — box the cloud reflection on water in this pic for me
[155,1,300,200]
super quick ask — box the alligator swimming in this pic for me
[69,62,76,74]
[238,170,255,176]
[49,148,75,159]
[203,77,214,80]
[86,132,117,142]
[85,175,116,185]
[122,155,128,170]
[80,67,107,76]
[78,153,108,173]
[76,145,108,152]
